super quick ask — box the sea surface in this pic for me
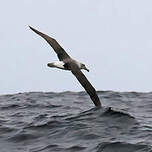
[0,91,152,152]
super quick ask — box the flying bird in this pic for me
[29,26,101,107]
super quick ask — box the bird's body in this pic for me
[48,59,83,71]
[29,26,101,107]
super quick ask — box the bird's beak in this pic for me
[84,67,89,72]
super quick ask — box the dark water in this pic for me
[0,91,152,152]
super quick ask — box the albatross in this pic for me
[29,26,101,107]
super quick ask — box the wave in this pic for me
[96,142,152,152]
[0,91,152,152]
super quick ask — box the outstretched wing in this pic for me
[70,63,101,107]
[29,26,70,61]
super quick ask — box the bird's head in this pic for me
[81,63,89,72]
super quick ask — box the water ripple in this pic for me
[0,91,152,152]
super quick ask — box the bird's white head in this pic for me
[81,63,89,72]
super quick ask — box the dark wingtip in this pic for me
[29,25,35,31]
[28,25,41,36]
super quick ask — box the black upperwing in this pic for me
[70,63,101,107]
[29,26,70,61]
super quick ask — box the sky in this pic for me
[0,0,152,95]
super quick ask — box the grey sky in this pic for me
[0,0,152,94]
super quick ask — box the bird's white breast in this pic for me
[73,60,81,69]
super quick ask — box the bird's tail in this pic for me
[47,63,55,67]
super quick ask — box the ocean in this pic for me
[0,91,152,152]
